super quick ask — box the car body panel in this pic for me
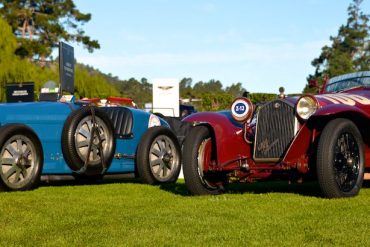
[182,71,370,183]
[0,100,168,175]
[183,112,249,169]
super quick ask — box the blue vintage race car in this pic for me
[0,97,181,191]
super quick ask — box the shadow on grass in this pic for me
[160,180,323,197]
[41,174,370,198]
[362,180,370,188]
[39,174,141,188]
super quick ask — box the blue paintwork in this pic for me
[218,110,243,128]
[0,101,168,175]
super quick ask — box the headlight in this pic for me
[296,95,318,120]
[148,114,161,128]
[231,97,254,123]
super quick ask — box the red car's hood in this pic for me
[284,88,370,108]
[314,88,370,108]
[282,88,370,118]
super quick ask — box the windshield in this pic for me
[325,72,370,93]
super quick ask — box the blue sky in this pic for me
[73,0,370,94]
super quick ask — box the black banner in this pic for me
[6,83,34,103]
[59,42,74,94]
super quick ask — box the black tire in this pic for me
[136,126,181,184]
[183,126,224,195]
[317,118,364,198]
[62,106,116,176]
[0,124,43,191]
[154,112,166,119]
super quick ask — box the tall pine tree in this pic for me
[304,0,370,93]
[0,0,99,62]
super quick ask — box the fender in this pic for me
[183,112,250,168]
[281,123,312,172]
[310,104,370,167]
[281,102,370,171]
[313,103,370,118]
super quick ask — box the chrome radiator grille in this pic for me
[254,100,296,161]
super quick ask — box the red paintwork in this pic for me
[183,80,370,182]
[77,97,101,104]
[107,96,136,107]
[183,112,250,170]
[281,123,312,173]
[76,96,136,108]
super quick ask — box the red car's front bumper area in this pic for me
[183,108,316,182]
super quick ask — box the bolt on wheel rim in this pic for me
[149,135,179,181]
[0,135,37,189]
[75,116,111,165]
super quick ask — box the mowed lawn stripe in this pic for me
[0,180,369,246]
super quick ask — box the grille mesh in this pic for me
[254,100,295,161]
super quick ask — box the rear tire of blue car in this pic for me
[183,126,224,195]
[317,118,364,198]
[0,124,43,191]
[62,106,116,177]
[136,126,181,184]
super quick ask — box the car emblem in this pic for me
[274,102,281,109]
[258,139,279,154]
[158,86,174,90]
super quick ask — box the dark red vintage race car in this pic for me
[182,71,370,198]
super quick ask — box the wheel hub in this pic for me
[162,153,172,163]
[93,137,100,145]
[346,158,353,167]
[14,156,28,170]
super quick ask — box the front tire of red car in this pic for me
[316,118,364,198]
[183,126,224,195]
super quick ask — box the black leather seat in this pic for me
[101,107,133,138]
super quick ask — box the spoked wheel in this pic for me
[317,118,364,198]
[136,126,181,184]
[62,107,115,176]
[333,132,361,192]
[183,126,224,195]
[74,115,111,166]
[0,125,43,191]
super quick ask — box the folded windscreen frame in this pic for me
[59,42,75,95]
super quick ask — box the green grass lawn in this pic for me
[1,178,370,246]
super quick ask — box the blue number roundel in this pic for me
[234,102,246,115]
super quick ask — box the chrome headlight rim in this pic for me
[296,95,319,121]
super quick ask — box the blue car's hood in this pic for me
[0,102,75,125]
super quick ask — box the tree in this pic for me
[193,79,223,96]
[0,0,99,62]
[225,82,246,98]
[179,77,194,99]
[109,77,152,107]
[304,0,370,92]
[0,17,36,100]
[249,93,277,104]
[201,93,233,111]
